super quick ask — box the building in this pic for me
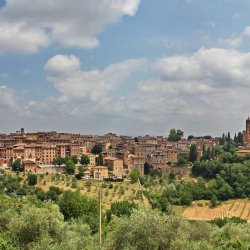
[41,144,56,164]
[83,153,96,166]
[244,117,250,147]
[104,157,124,178]
[166,148,178,162]
[23,160,37,173]
[126,154,145,176]
[148,150,167,170]
[92,166,109,179]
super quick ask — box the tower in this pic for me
[245,117,250,147]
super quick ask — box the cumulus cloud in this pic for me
[41,49,250,134]
[0,0,140,53]
[45,54,146,103]
[4,48,250,135]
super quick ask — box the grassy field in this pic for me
[182,199,250,222]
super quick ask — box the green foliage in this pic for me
[192,154,250,200]
[27,174,37,186]
[211,217,247,228]
[189,144,198,163]
[130,170,140,183]
[177,153,188,166]
[210,194,219,208]
[96,153,103,166]
[106,201,138,222]
[52,156,64,166]
[12,159,24,172]
[9,203,64,248]
[168,128,184,141]
[144,162,150,175]
[65,159,75,175]
[91,144,102,154]
[106,209,213,250]
[80,155,90,166]
[71,155,78,164]
[58,190,98,233]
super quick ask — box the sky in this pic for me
[0,0,250,137]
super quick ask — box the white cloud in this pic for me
[0,0,140,53]
[45,54,146,103]
[0,85,20,112]
[41,49,250,134]
[221,26,250,48]
[4,48,250,135]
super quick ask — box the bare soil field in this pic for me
[182,200,250,222]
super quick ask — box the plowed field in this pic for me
[182,200,250,222]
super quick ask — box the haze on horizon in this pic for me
[0,0,249,137]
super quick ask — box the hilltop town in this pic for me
[0,126,222,177]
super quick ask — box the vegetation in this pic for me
[80,155,90,166]
[168,128,184,141]
[65,159,76,175]
[1,135,250,249]
[130,170,140,183]
[27,174,37,186]
[91,144,102,154]
[0,166,249,249]
[12,159,24,172]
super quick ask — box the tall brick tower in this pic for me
[245,117,250,147]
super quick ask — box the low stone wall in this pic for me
[36,165,66,174]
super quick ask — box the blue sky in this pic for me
[0,0,250,136]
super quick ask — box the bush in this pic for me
[71,181,77,189]
[118,186,125,195]
[27,174,37,186]
[85,180,92,188]
[210,217,247,227]
[101,183,107,188]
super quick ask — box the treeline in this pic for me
[219,131,243,146]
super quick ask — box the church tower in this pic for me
[245,117,250,147]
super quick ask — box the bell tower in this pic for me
[245,117,250,147]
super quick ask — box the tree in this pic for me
[52,156,64,167]
[65,159,75,175]
[12,159,24,172]
[27,174,37,186]
[206,147,211,161]
[168,129,184,141]
[9,203,64,248]
[238,132,244,145]
[189,144,198,163]
[91,145,102,154]
[144,162,150,175]
[96,154,103,166]
[187,135,194,140]
[106,209,213,250]
[107,201,138,222]
[80,155,90,166]
[58,190,98,232]
[177,153,188,166]
[210,194,218,207]
[130,170,140,183]
[71,155,78,164]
